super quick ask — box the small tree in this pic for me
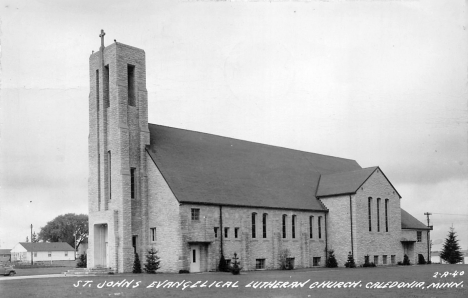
[278,248,291,270]
[133,253,142,273]
[403,254,411,265]
[440,227,463,264]
[229,252,242,275]
[76,254,87,268]
[344,252,356,268]
[418,254,426,265]
[326,249,338,268]
[31,231,39,243]
[144,247,161,273]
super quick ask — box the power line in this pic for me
[432,213,468,216]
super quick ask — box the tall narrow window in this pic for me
[150,228,156,242]
[104,65,110,107]
[282,215,287,238]
[224,227,229,238]
[130,168,136,199]
[262,213,267,238]
[385,199,389,232]
[132,235,137,254]
[214,227,219,238]
[251,213,256,238]
[309,216,314,238]
[235,227,239,238]
[368,197,372,231]
[318,216,322,239]
[108,151,111,200]
[127,64,135,106]
[377,198,381,232]
[292,215,296,239]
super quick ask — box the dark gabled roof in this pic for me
[19,242,74,252]
[401,209,431,230]
[0,249,11,254]
[316,167,378,197]
[146,124,362,211]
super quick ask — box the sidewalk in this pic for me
[0,274,66,281]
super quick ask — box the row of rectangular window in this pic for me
[368,198,389,232]
[254,257,321,269]
[366,254,396,265]
[191,209,324,240]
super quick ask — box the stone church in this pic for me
[87,34,431,273]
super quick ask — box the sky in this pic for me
[0,0,467,252]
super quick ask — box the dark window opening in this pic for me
[96,70,100,107]
[192,249,196,263]
[282,215,287,238]
[313,257,321,266]
[309,216,314,238]
[377,198,381,232]
[252,213,256,238]
[127,64,135,106]
[262,214,267,238]
[318,216,322,239]
[417,231,422,242]
[132,235,137,254]
[235,228,239,238]
[292,215,296,239]
[108,151,111,200]
[385,199,389,232]
[130,168,136,199]
[224,227,229,238]
[214,227,219,238]
[150,228,156,242]
[255,259,265,269]
[368,197,372,232]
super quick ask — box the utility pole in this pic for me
[424,212,432,263]
[30,224,34,265]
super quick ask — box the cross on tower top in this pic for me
[99,29,105,49]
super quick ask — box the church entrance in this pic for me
[190,244,200,272]
[94,224,108,268]
[401,240,415,263]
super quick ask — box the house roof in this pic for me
[316,167,378,197]
[19,242,75,252]
[401,209,431,230]
[0,249,11,254]
[146,124,362,211]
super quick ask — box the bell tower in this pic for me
[88,30,150,273]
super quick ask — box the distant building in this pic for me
[10,242,75,263]
[0,249,11,262]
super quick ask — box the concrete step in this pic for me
[63,267,114,276]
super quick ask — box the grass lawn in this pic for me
[0,264,467,298]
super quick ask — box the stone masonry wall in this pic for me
[352,169,403,266]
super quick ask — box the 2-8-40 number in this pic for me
[433,271,464,278]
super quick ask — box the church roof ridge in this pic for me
[148,122,357,163]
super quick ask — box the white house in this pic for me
[10,242,75,262]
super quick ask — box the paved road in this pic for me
[0,274,66,281]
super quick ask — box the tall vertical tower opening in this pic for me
[88,31,150,273]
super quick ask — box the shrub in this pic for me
[344,252,356,268]
[179,269,190,274]
[144,247,161,273]
[133,253,142,273]
[363,255,371,267]
[326,250,338,268]
[418,254,426,265]
[278,249,291,270]
[402,254,411,266]
[229,252,242,275]
[218,255,229,272]
[76,254,87,268]
[397,261,403,265]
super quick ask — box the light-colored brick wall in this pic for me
[320,195,353,266]
[146,154,183,272]
[179,204,327,271]
[352,169,403,265]
[88,42,149,273]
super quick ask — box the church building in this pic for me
[87,33,431,273]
